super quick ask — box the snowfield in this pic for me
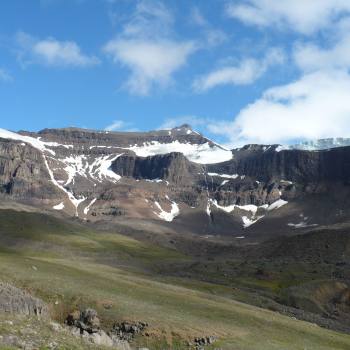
[127,140,233,164]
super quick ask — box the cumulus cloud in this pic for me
[210,70,350,146]
[193,48,285,91]
[104,39,195,95]
[204,8,350,147]
[16,32,99,67]
[226,0,350,34]
[103,0,197,95]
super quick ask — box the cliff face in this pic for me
[210,145,350,185]
[0,126,350,234]
[0,140,59,200]
[111,152,201,185]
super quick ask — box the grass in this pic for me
[0,209,350,349]
[0,314,111,350]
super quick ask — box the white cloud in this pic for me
[213,70,350,146]
[123,0,174,39]
[105,120,130,131]
[193,48,285,91]
[294,28,350,72]
[103,0,197,95]
[16,32,99,67]
[190,7,227,47]
[104,39,195,95]
[0,69,13,82]
[226,0,350,34]
[206,11,350,147]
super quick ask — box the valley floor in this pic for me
[0,209,350,349]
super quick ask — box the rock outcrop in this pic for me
[110,321,148,342]
[0,282,48,317]
[66,309,132,349]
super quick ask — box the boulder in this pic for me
[66,308,100,333]
[88,330,113,347]
[111,321,148,341]
[80,308,100,333]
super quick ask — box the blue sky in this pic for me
[1,0,350,146]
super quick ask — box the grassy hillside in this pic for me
[0,209,350,349]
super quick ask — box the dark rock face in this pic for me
[0,140,59,200]
[111,152,201,185]
[211,145,350,185]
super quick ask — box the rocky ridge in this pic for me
[1,125,350,235]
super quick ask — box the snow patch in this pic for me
[212,200,235,213]
[53,202,64,210]
[207,172,239,179]
[206,201,212,216]
[287,213,317,229]
[212,200,263,215]
[242,215,264,228]
[43,156,86,216]
[84,198,97,215]
[280,179,293,185]
[44,142,74,149]
[59,155,88,186]
[267,199,288,211]
[211,198,287,228]
[146,179,163,183]
[89,145,119,150]
[154,199,180,222]
[0,128,55,155]
[0,129,75,155]
[287,222,318,229]
[89,154,122,183]
[127,140,233,164]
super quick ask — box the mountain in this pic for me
[1,125,350,348]
[1,126,350,239]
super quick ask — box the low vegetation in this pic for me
[0,209,350,349]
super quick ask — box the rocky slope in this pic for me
[0,125,350,237]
